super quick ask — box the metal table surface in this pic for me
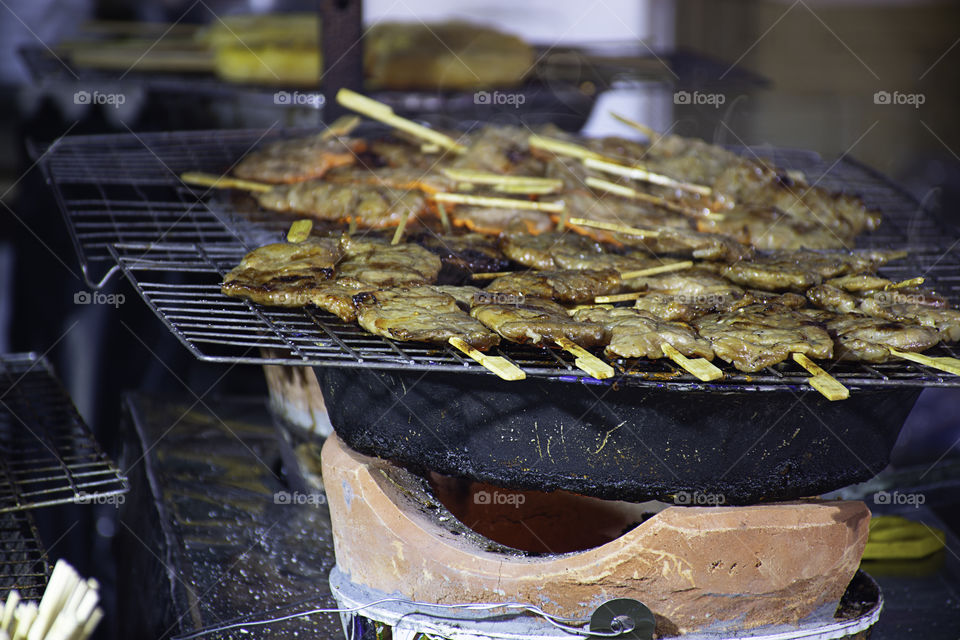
[117,393,342,639]
[117,392,960,640]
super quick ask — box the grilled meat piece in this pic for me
[452,125,544,175]
[630,227,752,262]
[820,312,940,363]
[629,268,748,304]
[337,236,442,285]
[324,165,455,194]
[707,249,906,292]
[695,204,850,251]
[221,238,342,306]
[572,307,713,360]
[471,297,608,347]
[485,268,622,304]
[413,232,511,274]
[826,275,948,307]
[451,206,556,236]
[694,304,834,372]
[499,226,606,270]
[354,286,500,349]
[256,181,426,229]
[311,237,442,321]
[498,225,661,272]
[234,135,364,183]
[632,288,801,323]
[808,284,960,341]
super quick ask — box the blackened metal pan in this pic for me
[314,367,918,505]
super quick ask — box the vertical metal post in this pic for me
[318,0,363,122]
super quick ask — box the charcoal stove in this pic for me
[36,127,960,638]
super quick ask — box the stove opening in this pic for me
[426,472,664,554]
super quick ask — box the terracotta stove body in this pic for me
[322,435,873,637]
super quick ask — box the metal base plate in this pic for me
[329,566,883,640]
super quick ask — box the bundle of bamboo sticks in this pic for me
[0,561,102,640]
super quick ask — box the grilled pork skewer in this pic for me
[693,303,836,373]
[233,134,365,184]
[704,249,907,292]
[808,283,960,342]
[470,296,613,378]
[570,306,722,381]
[221,237,343,306]
[800,308,941,364]
[181,171,429,230]
[354,285,499,350]
[222,235,443,321]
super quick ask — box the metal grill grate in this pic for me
[0,510,50,602]
[0,353,128,512]
[39,128,960,389]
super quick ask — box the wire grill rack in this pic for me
[0,510,50,602]
[40,128,960,390]
[0,353,128,512]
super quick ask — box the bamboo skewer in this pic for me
[286,219,313,243]
[888,348,960,377]
[441,169,564,191]
[471,261,692,286]
[494,183,563,195]
[792,353,850,401]
[661,343,723,382]
[618,261,695,280]
[885,277,925,290]
[568,217,660,238]
[448,337,525,381]
[433,192,564,213]
[180,171,272,192]
[609,112,660,142]
[586,177,722,219]
[336,89,466,153]
[321,114,362,140]
[554,337,615,379]
[435,201,452,233]
[584,157,713,197]
[391,211,411,245]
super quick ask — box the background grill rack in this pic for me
[0,510,50,602]
[38,127,960,389]
[0,353,128,512]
